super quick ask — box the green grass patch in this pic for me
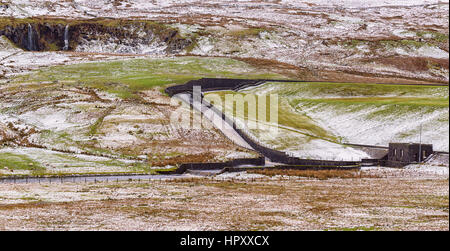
[217,81,449,148]
[263,82,449,99]
[13,57,285,99]
[342,39,367,48]
[269,82,448,124]
[379,39,428,49]
[50,152,157,172]
[205,90,337,142]
[227,28,267,38]
[297,97,448,108]
[341,36,445,50]
[87,108,114,136]
[204,81,449,144]
[416,30,449,43]
[0,153,45,171]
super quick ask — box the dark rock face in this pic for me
[0,19,192,54]
[1,23,68,51]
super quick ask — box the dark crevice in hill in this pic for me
[0,18,193,54]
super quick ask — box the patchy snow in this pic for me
[214,171,267,180]
[224,151,258,160]
[405,164,449,176]
[243,83,449,152]
[295,103,449,151]
[192,37,215,54]
[1,0,448,82]
[0,114,26,131]
[74,37,168,55]
[282,0,448,8]
[98,133,143,149]
[19,107,81,131]
[0,147,148,175]
[0,122,16,141]
[176,93,253,150]
[250,124,371,161]
[286,138,371,161]
[393,45,449,59]
[2,0,448,20]
[0,35,21,53]
[0,49,149,80]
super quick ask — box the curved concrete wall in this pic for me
[166,78,361,169]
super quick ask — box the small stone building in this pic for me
[387,143,433,167]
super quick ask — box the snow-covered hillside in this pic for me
[239,82,449,154]
[1,0,448,83]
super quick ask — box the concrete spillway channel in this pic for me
[166,78,363,170]
[175,93,254,150]
[167,78,449,171]
[2,79,443,183]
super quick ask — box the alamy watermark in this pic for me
[169,86,279,136]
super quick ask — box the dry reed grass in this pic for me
[248,169,381,180]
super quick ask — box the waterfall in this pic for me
[63,25,69,51]
[27,24,34,51]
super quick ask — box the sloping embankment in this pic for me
[166,78,363,170]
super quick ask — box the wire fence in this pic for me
[1,169,445,185]
[0,174,184,185]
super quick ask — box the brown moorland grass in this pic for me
[0,171,447,231]
[248,169,381,180]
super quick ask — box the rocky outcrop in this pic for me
[0,18,193,54]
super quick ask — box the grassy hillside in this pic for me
[13,56,285,98]
[1,56,278,176]
[237,82,449,152]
